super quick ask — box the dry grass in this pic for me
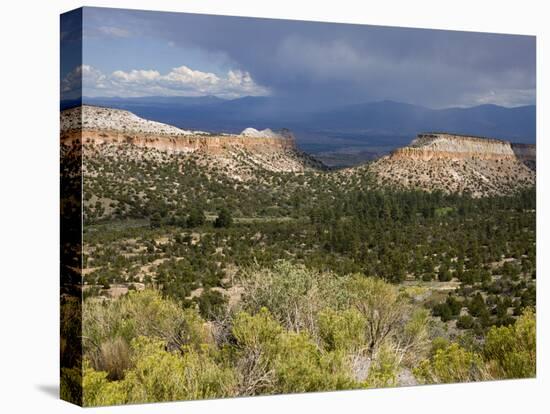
[93,337,131,380]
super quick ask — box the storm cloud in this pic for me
[79,7,535,109]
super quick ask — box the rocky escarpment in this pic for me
[61,105,321,175]
[392,133,517,161]
[63,128,296,155]
[511,143,537,171]
[370,133,535,197]
[61,105,296,154]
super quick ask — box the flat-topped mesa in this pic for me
[370,131,535,197]
[390,132,517,161]
[60,105,296,154]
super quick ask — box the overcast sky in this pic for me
[61,7,536,109]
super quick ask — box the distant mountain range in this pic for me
[309,100,535,141]
[61,96,535,161]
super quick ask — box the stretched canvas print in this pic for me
[60,7,536,407]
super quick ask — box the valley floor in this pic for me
[62,138,536,406]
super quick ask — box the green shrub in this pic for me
[123,337,235,403]
[83,290,212,369]
[318,308,366,353]
[82,363,126,407]
[239,262,348,333]
[195,288,228,320]
[214,208,233,228]
[484,308,535,379]
[413,343,484,384]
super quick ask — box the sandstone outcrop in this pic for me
[61,105,296,155]
[62,129,296,155]
[390,133,517,161]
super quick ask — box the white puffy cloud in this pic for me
[61,65,109,99]
[111,69,161,83]
[61,64,269,99]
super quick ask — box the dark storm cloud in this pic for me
[84,7,536,108]
[61,8,83,99]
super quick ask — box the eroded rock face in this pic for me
[511,143,537,170]
[62,129,296,155]
[61,105,296,155]
[371,133,536,197]
[391,133,517,161]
